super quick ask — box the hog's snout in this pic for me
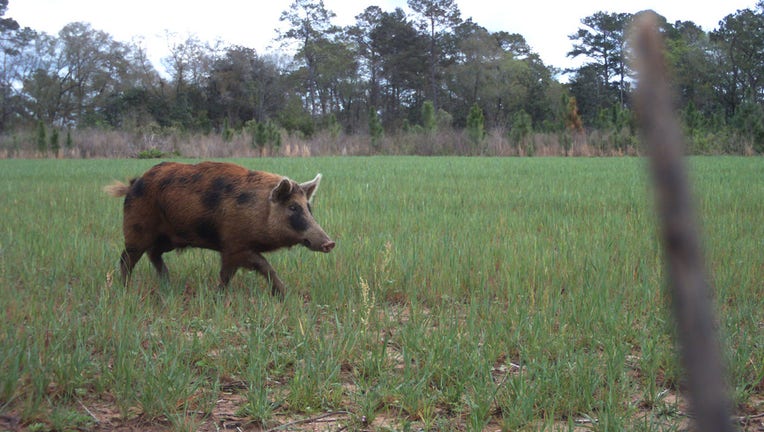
[303,238,336,253]
[321,241,336,252]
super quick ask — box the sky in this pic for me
[6,0,760,76]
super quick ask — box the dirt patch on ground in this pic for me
[2,385,762,432]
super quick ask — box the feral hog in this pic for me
[105,161,335,297]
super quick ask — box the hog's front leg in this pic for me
[219,250,286,297]
[247,253,286,297]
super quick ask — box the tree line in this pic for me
[1,0,763,155]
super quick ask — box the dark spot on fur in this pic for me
[190,173,203,183]
[123,194,133,210]
[131,223,144,234]
[202,193,220,210]
[159,175,174,190]
[307,202,313,215]
[213,177,235,193]
[195,219,220,249]
[288,205,309,232]
[203,177,235,210]
[202,189,221,210]
[131,177,145,197]
[236,192,254,205]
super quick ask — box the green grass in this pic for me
[0,156,762,431]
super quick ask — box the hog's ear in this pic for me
[270,178,294,202]
[300,173,322,202]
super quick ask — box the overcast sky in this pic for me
[6,0,760,75]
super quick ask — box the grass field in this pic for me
[0,156,762,431]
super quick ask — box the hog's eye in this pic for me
[288,204,299,212]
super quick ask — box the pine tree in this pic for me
[466,103,485,148]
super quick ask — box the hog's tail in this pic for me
[103,180,130,197]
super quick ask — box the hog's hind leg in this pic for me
[119,248,145,285]
[148,235,172,281]
[147,248,170,281]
